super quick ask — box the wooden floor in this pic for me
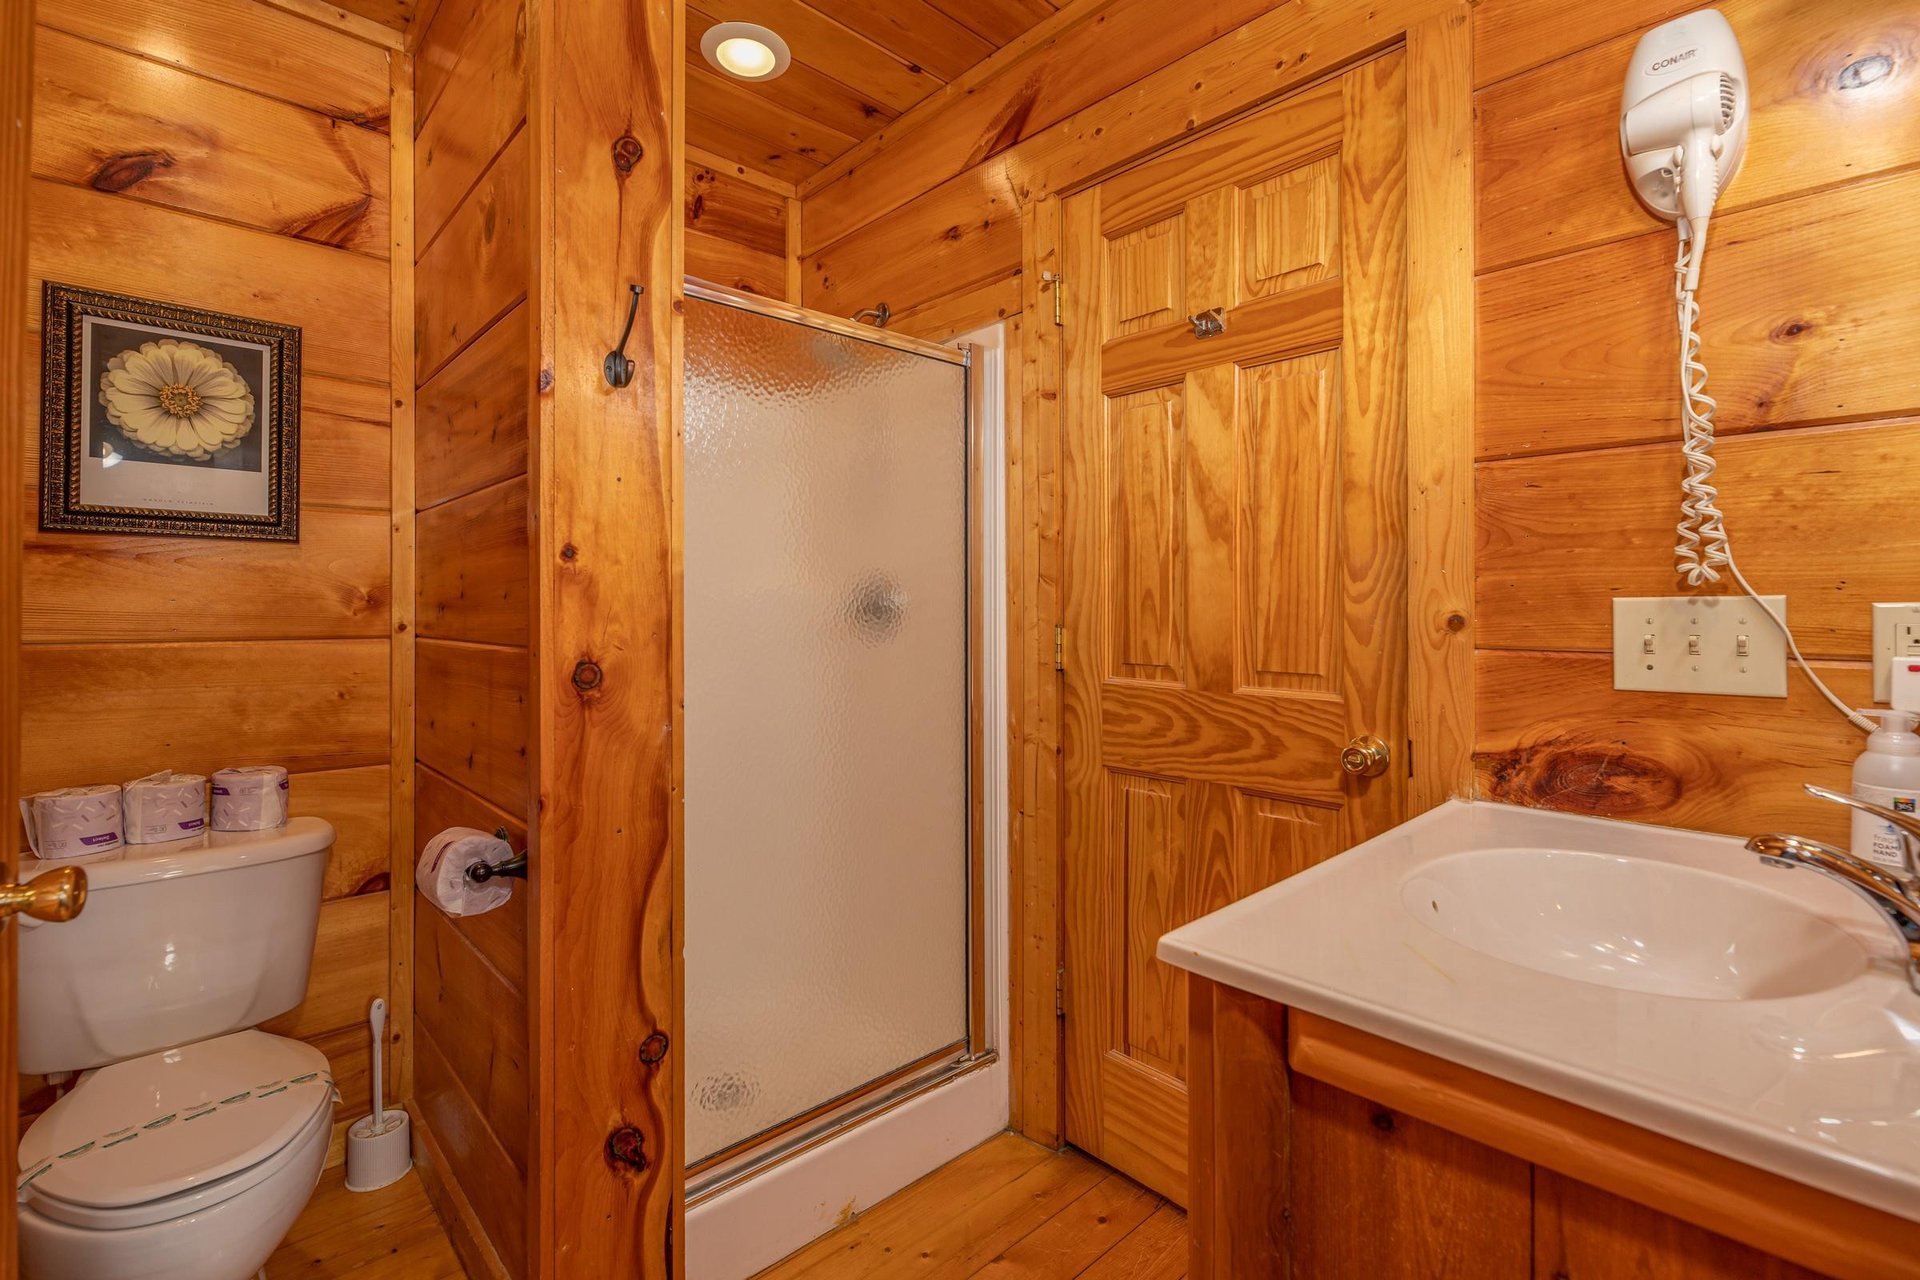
[756,1133,1188,1279]
[266,1164,466,1279]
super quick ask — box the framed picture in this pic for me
[39,282,300,541]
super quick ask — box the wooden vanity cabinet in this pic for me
[1188,976,1920,1280]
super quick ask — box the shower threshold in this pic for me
[686,1042,996,1205]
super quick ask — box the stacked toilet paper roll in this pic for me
[122,771,209,844]
[19,785,124,858]
[416,827,514,917]
[210,766,290,832]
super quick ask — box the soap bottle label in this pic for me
[1853,783,1917,870]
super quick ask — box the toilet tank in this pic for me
[16,817,334,1075]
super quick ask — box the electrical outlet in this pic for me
[1612,596,1788,697]
[1873,602,1920,703]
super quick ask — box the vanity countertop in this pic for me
[1157,799,1920,1223]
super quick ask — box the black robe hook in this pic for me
[603,283,644,388]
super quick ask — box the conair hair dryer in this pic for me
[1620,8,1748,290]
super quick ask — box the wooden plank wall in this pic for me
[803,0,1920,859]
[1469,0,1920,843]
[409,0,531,1271]
[686,150,796,302]
[20,0,400,1158]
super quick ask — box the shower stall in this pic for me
[681,283,1006,1275]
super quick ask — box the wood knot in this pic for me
[1476,735,1682,817]
[1445,612,1468,633]
[560,543,578,561]
[1837,55,1893,91]
[572,659,604,692]
[604,1125,649,1173]
[91,151,171,192]
[638,1031,670,1065]
[537,368,554,391]
[1772,318,1813,341]
[611,134,644,174]
[1370,1109,1396,1132]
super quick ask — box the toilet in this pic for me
[14,818,338,1280]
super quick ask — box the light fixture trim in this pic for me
[700,21,791,81]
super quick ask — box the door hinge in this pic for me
[1055,965,1066,1018]
[1043,270,1063,326]
[1053,624,1065,672]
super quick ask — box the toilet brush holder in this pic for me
[345,1107,412,1192]
[344,996,413,1192]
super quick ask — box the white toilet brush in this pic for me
[344,997,412,1192]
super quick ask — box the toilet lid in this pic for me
[17,1030,333,1214]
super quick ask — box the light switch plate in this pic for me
[1612,595,1787,697]
[1873,602,1920,703]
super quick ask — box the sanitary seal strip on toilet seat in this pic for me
[17,1071,337,1196]
[18,1030,339,1214]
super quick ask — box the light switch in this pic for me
[1612,596,1787,697]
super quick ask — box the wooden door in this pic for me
[1060,52,1409,1202]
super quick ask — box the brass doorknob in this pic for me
[0,865,87,924]
[1340,736,1391,779]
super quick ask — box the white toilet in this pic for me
[15,817,338,1280]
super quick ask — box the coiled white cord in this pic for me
[1670,227,1875,733]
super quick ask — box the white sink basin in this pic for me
[1400,847,1869,1001]
[1158,800,1920,1225]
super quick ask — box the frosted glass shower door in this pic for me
[683,289,973,1169]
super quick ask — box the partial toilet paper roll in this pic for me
[122,771,209,844]
[211,766,290,832]
[416,827,514,918]
[19,785,124,858]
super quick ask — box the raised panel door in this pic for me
[1060,52,1410,1202]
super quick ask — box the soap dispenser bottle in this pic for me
[1852,710,1920,871]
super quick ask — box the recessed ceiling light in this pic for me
[701,21,790,81]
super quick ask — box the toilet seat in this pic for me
[18,1030,333,1231]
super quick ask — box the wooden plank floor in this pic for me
[756,1133,1188,1279]
[266,1164,466,1279]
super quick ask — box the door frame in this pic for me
[1007,3,1474,1151]
[1,0,29,1269]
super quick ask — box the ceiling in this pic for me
[686,0,1067,185]
[327,0,1062,187]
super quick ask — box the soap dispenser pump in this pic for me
[1852,710,1920,871]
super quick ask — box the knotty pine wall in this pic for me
[21,0,400,1153]
[799,0,1920,844]
[410,0,532,1271]
[1469,0,1920,844]
[687,153,798,301]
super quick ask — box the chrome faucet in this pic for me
[1746,784,1920,995]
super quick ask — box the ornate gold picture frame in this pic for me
[40,282,301,541]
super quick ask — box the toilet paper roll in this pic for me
[19,785,124,858]
[416,827,514,918]
[210,766,290,832]
[122,771,209,844]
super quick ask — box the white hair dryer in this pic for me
[1614,12,1872,732]
[1620,9,1748,290]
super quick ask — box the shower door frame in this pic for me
[680,279,995,1201]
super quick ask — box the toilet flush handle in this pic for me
[0,865,87,926]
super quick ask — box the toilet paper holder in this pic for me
[465,828,529,884]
